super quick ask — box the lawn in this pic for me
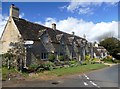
[2,64,109,81]
[39,64,108,77]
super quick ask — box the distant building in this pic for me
[93,42,108,59]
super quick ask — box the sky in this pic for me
[0,1,119,42]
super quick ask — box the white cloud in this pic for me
[78,7,93,15]
[62,0,119,15]
[44,17,57,27]
[66,2,100,15]
[0,14,9,39]
[35,21,42,25]
[43,17,118,42]
[19,12,25,18]
[0,13,118,42]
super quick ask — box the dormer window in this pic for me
[42,34,49,43]
[73,41,78,52]
[61,40,65,50]
[61,41,64,46]
[73,41,77,48]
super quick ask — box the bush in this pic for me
[85,55,91,60]
[69,61,77,64]
[2,53,15,68]
[64,61,69,65]
[29,64,39,69]
[69,60,79,67]
[82,55,91,65]
[28,62,56,72]
[48,54,56,62]
[91,58,100,64]
[82,60,89,65]
[58,56,64,61]
[92,58,98,61]
[43,62,55,70]
[101,56,114,63]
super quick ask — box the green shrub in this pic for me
[102,56,114,63]
[69,60,79,67]
[43,62,55,70]
[92,58,98,61]
[91,58,100,64]
[48,54,56,62]
[82,60,89,65]
[29,62,56,72]
[64,61,69,65]
[82,55,91,65]
[58,56,64,61]
[2,53,15,68]
[85,55,91,60]
[29,64,39,69]
[69,61,77,64]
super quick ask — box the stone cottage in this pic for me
[0,4,93,68]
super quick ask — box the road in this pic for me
[2,64,119,88]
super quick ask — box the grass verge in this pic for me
[2,67,17,81]
[39,64,108,77]
[2,64,109,81]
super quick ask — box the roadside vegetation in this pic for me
[2,63,108,81]
[2,37,120,81]
[2,44,120,81]
[2,53,114,81]
[101,55,120,64]
[99,37,120,60]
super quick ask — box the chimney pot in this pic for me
[52,23,56,30]
[11,4,15,6]
[72,32,75,35]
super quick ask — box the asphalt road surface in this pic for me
[2,64,119,88]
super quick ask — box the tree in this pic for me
[2,50,14,69]
[2,38,26,72]
[99,37,120,60]
[13,38,25,72]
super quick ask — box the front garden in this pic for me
[2,63,108,81]
[2,53,118,81]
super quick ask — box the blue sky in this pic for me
[2,2,118,23]
[1,1,119,41]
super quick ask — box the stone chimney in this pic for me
[52,23,56,30]
[10,4,19,18]
[94,41,98,47]
[72,32,75,36]
[83,34,86,39]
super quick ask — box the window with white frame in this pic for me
[41,53,48,60]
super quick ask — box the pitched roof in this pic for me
[93,47,101,56]
[13,17,86,44]
[13,17,45,41]
[56,34,63,41]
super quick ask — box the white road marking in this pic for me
[84,74,90,80]
[83,74,100,88]
[84,82,88,86]
[90,81,100,88]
